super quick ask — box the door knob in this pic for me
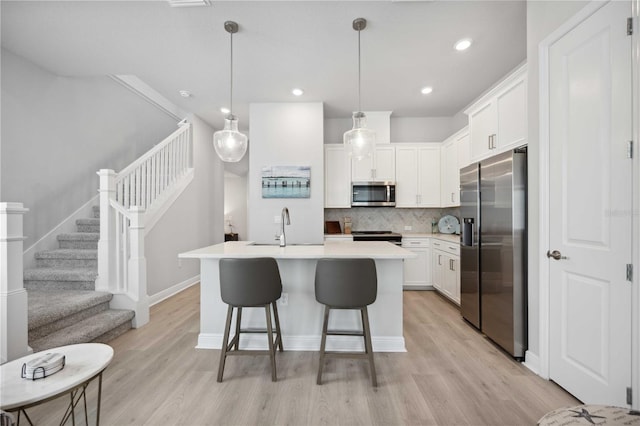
[547,250,568,260]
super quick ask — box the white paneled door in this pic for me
[548,1,632,405]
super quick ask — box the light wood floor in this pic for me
[23,285,578,425]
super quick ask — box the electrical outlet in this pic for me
[404,225,412,231]
[280,292,288,306]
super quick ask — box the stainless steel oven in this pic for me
[351,182,396,207]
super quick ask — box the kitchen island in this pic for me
[179,241,415,352]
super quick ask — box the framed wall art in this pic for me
[261,165,310,199]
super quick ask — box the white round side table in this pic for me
[0,343,114,425]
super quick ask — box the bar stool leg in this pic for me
[217,305,234,382]
[361,307,377,387]
[317,305,330,385]
[234,307,243,350]
[272,302,284,352]
[265,304,277,382]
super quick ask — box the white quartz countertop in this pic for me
[402,233,460,243]
[179,240,416,260]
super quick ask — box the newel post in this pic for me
[96,169,115,292]
[128,206,149,327]
[0,202,30,362]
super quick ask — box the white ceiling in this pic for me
[1,1,526,132]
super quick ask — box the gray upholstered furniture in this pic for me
[217,257,283,382]
[314,258,378,387]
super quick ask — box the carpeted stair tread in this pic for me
[57,232,100,249]
[57,232,99,241]
[24,267,98,281]
[29,309,135,352]
[28,290,113,329]
[76,218,100,226]
[76,218,100,233]
[35,249,98,260]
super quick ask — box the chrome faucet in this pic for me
[275,207,291,247]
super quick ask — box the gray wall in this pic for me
[249,103,324,245]
[0,49,225,298]
[0,49,177,247]
[324,116,462,144]
[526,0,589,363]
[223,172,248,240]
[145,115,224,296]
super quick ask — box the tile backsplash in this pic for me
[324,207,460,234]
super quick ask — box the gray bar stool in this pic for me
[314,258,378,387]
[217,257,284,382]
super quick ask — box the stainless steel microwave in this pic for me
[351,182,396,207]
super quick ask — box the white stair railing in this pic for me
[97,122,192,328]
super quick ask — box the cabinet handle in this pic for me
[438,254,442,265]
[448,246,456,250]
[488,135,492,150]
[410,241,420,245]
[451,192,454,202]
[449,259,453,270]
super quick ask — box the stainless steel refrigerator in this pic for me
[460,148,527,359]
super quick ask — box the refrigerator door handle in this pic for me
[462,218,474,246]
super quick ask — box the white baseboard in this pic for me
[149,275,199,306]
[524,350,541,376]
[23,195,99,269]
[196,333,406,353]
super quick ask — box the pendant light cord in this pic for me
[229,31,234,116]
[357,27,362,113]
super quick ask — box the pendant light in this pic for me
[213,21,248,163]
[344,18,375,161]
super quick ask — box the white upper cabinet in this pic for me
[440,127,468,208]
[465,64,527,162]
[324,145,351,208]
[440,139,458,207]
[469,101,497,160]
[395,146,419,207]
[395,144,440,208]
[457,130,471,170]
[351,145,396,182]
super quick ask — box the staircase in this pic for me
[1,123,193,360]
[24,206,134,352]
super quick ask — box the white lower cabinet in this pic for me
[402,237,431,290]
[431,239,460,305]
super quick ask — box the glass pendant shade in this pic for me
[344,18,375,162]
[213,115,248,162]
[344,112,375,161]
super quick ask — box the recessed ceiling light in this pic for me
[179,90,192,98]
[292,88,304,96]
[421,87,433,95]
[220,107,230,114]
[455,38,472,51]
